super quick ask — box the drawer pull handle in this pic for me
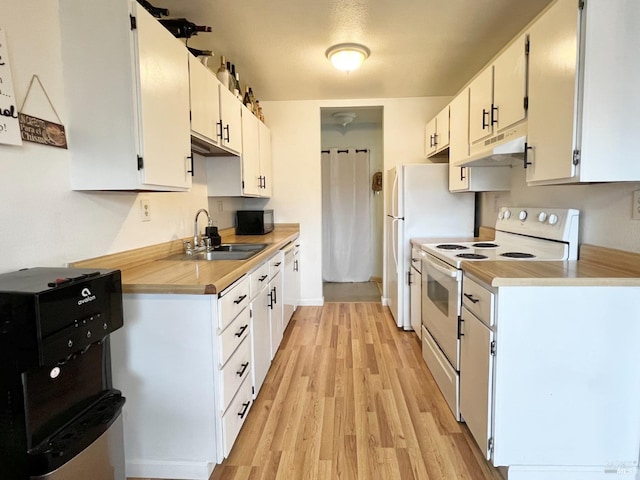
[235,324,248,337]
[272,286,277,304]
[274,262,281,267]
[234,294,247,304]
[463,293,480,304]
[238,401,251,419]
[259,274,268,282]
[236,362,249,377]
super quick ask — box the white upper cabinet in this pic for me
[189,55,221,148]
[468,67,495,146]
[425,106,450,158]
[468,34,528,151]
[218,86,243,155]
[449,89,511,193]
[240,105,261,196]
[526,0,640,184]
[206,112,272,198]
[493,34,528,134]
[59,1,192,191]
[258,121,273,197]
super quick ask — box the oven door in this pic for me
[421,254,461,369]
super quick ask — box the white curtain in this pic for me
[322,148,372,282]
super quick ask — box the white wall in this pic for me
[261,97,450,304]
[321,120,384,279]
[0,1,210,274]
[480,168,640,252]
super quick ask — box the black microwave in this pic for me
[236,209,274,235]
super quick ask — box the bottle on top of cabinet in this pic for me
[159,18,212,38]
[216,55,230,90]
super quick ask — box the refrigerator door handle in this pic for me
[392,170,399,218]
[391,218,399,268]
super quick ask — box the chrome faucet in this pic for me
[193,208,212,249]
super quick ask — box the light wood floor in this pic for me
[207,303,504,480]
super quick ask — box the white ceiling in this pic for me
[159,0,553,102]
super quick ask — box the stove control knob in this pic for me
[519,210,528,221]
[538,212,548,222]
[503,209,511,220]
[498,211,504,220]
[548,213,559,225]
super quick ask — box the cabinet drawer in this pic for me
[422,326,459,420]
[250,262,269,300]
[269,252,284,279]
[219,276,250,331]
[218,306,250,368]
[462,276,494,326]
[219,336,252,413]
[222,373,253,458]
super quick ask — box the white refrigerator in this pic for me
[384,164,475,330]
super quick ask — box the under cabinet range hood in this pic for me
[455,122,527,168]
[190,135,240,157]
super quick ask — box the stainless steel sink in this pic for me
[164,243,269,261]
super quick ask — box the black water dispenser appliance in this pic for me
[0,268,126,480]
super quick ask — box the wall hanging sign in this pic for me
[0,27,23,146]
[18,75,68,149]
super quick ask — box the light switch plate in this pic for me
[633,190,640,221]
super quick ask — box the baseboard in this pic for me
[298,297,324,307]
[505,465,638,480]
[381,296,389,306]
[126,459,215,480]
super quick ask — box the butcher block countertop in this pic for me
[70,225,300,295]
[463,244,640,287]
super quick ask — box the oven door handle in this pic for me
[425,257,460,279]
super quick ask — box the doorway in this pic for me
[320,106,383,302]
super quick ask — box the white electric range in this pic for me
[417,207,579,420]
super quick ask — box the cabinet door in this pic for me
[241,106,261,196]
[425,117,438,156]
[526,0,579,183]
[493,33,527,132]
[409,268,421,338]
[136,5,192,189]
[460,307,494,460]
[189,55,221,146]
[449,90,470,191]
[269,271,284,359]
[258,121,273,197]
[251,285,271,397]
[468,66,493,145]
[434,106,450,153]
[219,85,243,154]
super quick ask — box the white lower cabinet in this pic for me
[459,274,640,479]
[459,306,494,459]
[250,262,271,397]
[112,276,253,480]
[268,253,284,359]
[282,242,300,329]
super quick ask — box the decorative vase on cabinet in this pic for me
[58,0,192,191]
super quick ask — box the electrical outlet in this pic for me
[140,199,151,222]
[633,190,640,221]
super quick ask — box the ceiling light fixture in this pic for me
[325,43,370,72]
[332,111,357,127]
